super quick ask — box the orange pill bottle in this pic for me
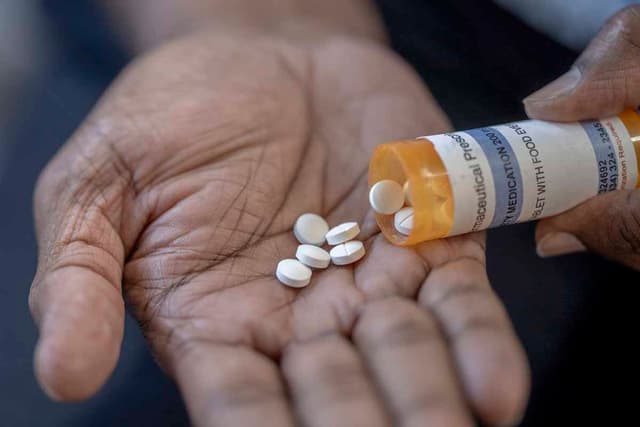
[369,108,640,246]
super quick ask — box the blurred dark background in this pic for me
[1,1,637,425]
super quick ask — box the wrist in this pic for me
[102,0,387,53]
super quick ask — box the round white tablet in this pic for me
[394,207,414,235]
[403,181,413,206]
[330,240,366,265]
[296,244,331,269]
[293,213,329,246]
[276,259,312,288]
[325,222,360,245]
[369,180,405,215]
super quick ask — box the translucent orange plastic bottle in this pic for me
[369,108,640,246]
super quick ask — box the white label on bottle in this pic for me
[422,117,637,236]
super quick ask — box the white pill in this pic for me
[326,222,360,245]
[330,240,366,265]
[294,213,329,246]
[276,259,312,288]
[394,207,414,235]
[296,244,331,269]
[369,180,405,215]
[403,181,413,206]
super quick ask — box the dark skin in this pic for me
[28,7,530,427]
[526,6,640,266]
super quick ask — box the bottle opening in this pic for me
[369,140,454,246]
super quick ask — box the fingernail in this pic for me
[537,232,587,258]
[523,67,582,104]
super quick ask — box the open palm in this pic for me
[29,31,528,426]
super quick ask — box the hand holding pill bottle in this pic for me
[369,108,640,246]
[367,4,640,267]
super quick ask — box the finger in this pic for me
[353,296,474,427]
[29,159,128,401]
[171,342,294,427]
[282,333,390,427]
[524,5,640,121]
[535,189,640,269]
[418,254,530,427]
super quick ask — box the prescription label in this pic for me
[422,117,638,236]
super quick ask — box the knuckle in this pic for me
[163,329,206,365]
[301,360,364,400]
[49,241,123,288]
[201,367,285,416]
[436,292,506,339]
[612,5,640,29]
[69,147,133,205]
[430,281,490,314]
[609,191,640,254]
[205,373,283,411]
[36,134,135,216]
[35,137,134,263]
[34,159,59,194]
[579,5,640,88]
[604,5,640,52]
[421,258,489,307]
[450,312,505,342]
[283,335,370,404]
[34,159,68,214]
[355,297,440,350]
[422,262,508,339]
[282,333,346,374]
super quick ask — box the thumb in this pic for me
[536,189,640,269]
[524,6,640,121]
[29,147,130,401]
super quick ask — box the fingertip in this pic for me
[33,295,124,401]
[534,216,571,247]
[34,333,118,402]
[522,99,552,121]
[523,67,583,120]
[475,367,529,427]
[522,97,583,122]
[34,343,63,402]
[523,94,557,120]
[31,266,126,401]
[473,369,530,426]
[533,219,551,242]
[457,336,530,427]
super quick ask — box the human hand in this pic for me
[29,30,528,426]
[523,6,640,268]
